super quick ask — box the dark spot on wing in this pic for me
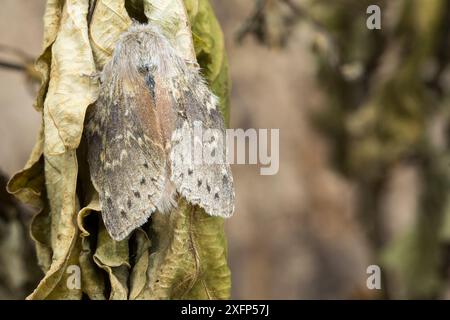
[188,169,193,175]
[206,184,211,193]
[138,64,149,73]
[143,162,149,169]
[214,193,219,200]
[120,210,127,217]
[222,175,228,184]
[134,191,141,198]
[197,179,202,187]
[140,177,146,185]
[177,109,187,119]
[127,199,132,209]
[145,74,155,100]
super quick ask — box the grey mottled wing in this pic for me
[85,47,166,241]
[168,65,235,218]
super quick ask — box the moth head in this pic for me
[119,23,163,47]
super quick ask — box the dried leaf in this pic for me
[35,0,63,112]
[89,0,132,67]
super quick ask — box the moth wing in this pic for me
[86,57,166,241]
[169,64,235,218]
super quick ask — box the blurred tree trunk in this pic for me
[309,0,450,299]
[241,0,450,299]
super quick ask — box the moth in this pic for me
[85,24,234,241]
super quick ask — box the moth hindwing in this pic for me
[85,24,234,241]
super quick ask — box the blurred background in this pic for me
[1,0,450,299]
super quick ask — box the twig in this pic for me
[236,0,341,66]
[0,43,33,73]
[0,60,27,72]
[281,0,327,34]
[235,0,268,44]
[0,43,39,84]
[0,43,33,61]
